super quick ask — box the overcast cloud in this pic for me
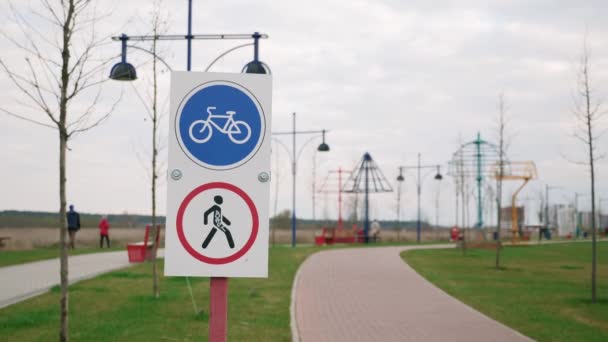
[0,0,607,226]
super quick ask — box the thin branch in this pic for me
[0,107,57,129]
[68,89,123,136]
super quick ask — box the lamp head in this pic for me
[397,174,404,182]
[242,60,271,74]
[434,165,443,180]
[317,142,330,152]
[109,62,137,81]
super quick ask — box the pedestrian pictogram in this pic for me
[176,81,265,170]
[175,182,258,267]
[203,195,235,249]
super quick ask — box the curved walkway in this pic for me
[292,245,533,342]
[0,249,164,309]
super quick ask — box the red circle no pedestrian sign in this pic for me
[176,182,259,265]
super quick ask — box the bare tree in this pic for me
[129,1,170,298]
[494,92,510,270]
[570,36,605,303]
[0,1,118,340]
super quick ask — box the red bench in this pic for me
[127,224,161,263]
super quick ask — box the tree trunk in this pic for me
[59,129,69,342]
[586,85,597,303]
[151,33,160,299]
[59,2,75,340]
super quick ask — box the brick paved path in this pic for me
[292,245,533,342]
[0,249,164,309]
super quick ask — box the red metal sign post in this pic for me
[209,277,229,342]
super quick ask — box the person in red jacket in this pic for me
[98,215,110,248]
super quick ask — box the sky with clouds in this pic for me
[0,0,607,226]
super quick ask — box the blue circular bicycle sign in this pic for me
[175,81,266,170]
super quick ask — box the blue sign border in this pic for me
[174,80,266,170]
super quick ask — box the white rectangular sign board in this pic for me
[164,71,272,278]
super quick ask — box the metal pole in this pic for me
[417,153,421,243]
[365,160,370,243]
[575,192,580,237]
[253,32,260,61]
[120,34,127,63]
[397,168,402,223]
[187,0,193,71]
[476,132,483,229]
[545,185,549,229]
[291,113,297,247]
[312,151,316,221]
[338,168,343,230]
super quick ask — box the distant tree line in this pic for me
[0,210,165,228]
[269,209,435,230]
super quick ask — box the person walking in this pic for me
[66,204,81,249]
[98,215,110,248]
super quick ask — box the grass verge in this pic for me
[0,246,316,341]
[402,242,608,342]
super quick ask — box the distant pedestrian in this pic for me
[98,215,110,248]
[66,205,81,249]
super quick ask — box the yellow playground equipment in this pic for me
[492,161,537,242]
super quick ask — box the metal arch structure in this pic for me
[342,153,393,242]
[317,168,353,231]
[491,161,538,241]
[448,132,505,229]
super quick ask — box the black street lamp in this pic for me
[397,153,443,243]
[272,113,330,247]
[109,2,268,77]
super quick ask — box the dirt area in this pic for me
[269,227,452,245]
[1,226,453,250]
[0,227,164,250]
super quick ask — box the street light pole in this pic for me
[273,115,330,247]
[292,112,297,248]
[397,153,443,243]
[417,153,422,243]
[187,0,193,71]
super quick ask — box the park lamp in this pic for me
[397,167,404,182]
[110,32,270,80]
[317,129,330,152]
[434,165,443,180]
[241,32,271,74]
[109,34,137,81]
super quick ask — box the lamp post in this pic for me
[396,167,405,241]
[272,112,330,247]
[109,1,269,78]
[398,153,442,243]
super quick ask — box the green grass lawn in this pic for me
[402,242,608,342]
[0,246,317,341]
[0,247,124,268]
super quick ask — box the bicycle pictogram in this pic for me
[188,106,252,144]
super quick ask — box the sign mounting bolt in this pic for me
[258,172,270,183]
[171,169,183,180]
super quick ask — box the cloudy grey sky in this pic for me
[0,0,607,226]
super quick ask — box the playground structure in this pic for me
[492,161,538,242]
[448,132,503,229]
[321,153,392,244]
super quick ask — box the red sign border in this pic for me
[176,182,259,265]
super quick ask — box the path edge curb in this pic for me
[290,253,315,342]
